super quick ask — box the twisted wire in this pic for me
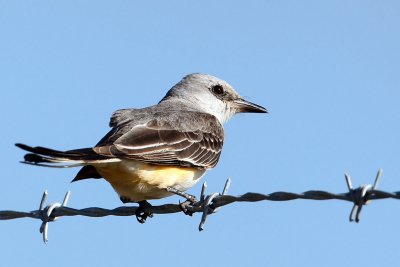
[1,169,398,243]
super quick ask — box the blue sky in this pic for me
[1,1,399,266]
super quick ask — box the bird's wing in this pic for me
[94,111,224,169]
[109,108,137,127]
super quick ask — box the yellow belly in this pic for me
[94,159,206,202]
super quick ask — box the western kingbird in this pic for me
[16,73,267,223]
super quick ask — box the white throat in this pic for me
[195,98,235,124]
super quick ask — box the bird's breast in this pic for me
[94,159,206,202]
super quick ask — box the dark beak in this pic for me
[233,98,268,113]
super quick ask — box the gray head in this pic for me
[160,73,267,123]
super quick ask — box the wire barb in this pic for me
[1,169,399,243]
[197,178,231,231]
[347,169,383,223]
[38,191,71,244]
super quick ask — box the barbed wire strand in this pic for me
[2,169,400,243]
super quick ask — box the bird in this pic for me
[16,73,267,223]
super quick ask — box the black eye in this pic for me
[211,84,224,95]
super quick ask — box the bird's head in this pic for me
[161,73,267,124]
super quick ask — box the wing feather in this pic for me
[94,111,223,169]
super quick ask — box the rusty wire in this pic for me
[1,169,399,243]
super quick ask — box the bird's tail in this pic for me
[15,143,109,168]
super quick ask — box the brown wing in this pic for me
[94,112,224,169]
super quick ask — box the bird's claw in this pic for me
[135,210,153,224]
[135,201,153,224]
[179,198,197,216]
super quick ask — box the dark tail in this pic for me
[15,143,108,167]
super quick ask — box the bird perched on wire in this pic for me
[16,73,267,223]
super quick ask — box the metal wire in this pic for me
[1,169,399,243]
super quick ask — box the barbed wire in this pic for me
[1,169,399,243]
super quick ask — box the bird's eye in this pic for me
[211,84,224,95]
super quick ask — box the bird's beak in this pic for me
[233,98,268,113]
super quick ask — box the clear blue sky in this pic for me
[1,1,399,266]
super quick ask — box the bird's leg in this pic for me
[166,187,197,216]
[166,187,198,203]
[120,197,153,224]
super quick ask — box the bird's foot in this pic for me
[120,197,153,224]
[135,200,154,224]
[166,187,198,216]
[179,199,196,216]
